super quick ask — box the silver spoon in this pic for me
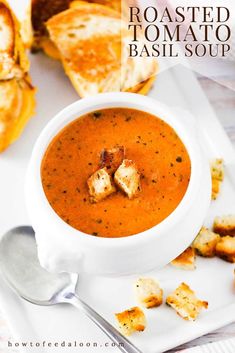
[0,226,143,353]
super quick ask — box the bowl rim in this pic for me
[25,92,205,248]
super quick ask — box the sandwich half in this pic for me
[0,0,36,152]
[0,0,29,79]
[46,2,157,97]
[30,0,122,58]
[30,0,73,58]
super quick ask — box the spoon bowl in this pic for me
[0,226,76,305]
[0,226,142,353]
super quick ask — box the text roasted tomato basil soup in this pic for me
[41,108,191,238]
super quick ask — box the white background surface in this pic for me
[0,1,235,352]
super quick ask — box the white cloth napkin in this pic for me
[177,338,235,353]
[137,0,235,90]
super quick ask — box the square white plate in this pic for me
[0,55,234,353]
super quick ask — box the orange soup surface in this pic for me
[41,108,191,238]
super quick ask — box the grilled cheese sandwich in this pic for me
[46,2,157,97]
[30,0,122,57]
[0,0,36,152]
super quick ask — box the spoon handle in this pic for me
[66,293,143,353]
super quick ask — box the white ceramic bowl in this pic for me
[25,93,211,276]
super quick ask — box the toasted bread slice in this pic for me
[100,145,125,174]
[135,278,163,308]
[0,0,29,80]
[115,307,146,336]
[0,76,35,152]
[114,159,141,199]
[46,2,158,97]
[192,227,220,257]
[0,1,36,152]
[213,215,235,237]
[215,236,235,263]
[166,283,208,321]
[20,3,33,49]
[71,0,121,13]
[87,167,116,202]
[0,2,14,57]
[30,0,73,53]
[30,0,121,56]
[171,247,196,270]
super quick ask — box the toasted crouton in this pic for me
[215,236,235,263]
[210,159,224,200]
[100,145,125,174]
[192,227,220,257]
[166,283,208,321]
[171,247,196,270]
[211,158,224,181]
[211,178,221,200]
[135,278,163,309]
[115,307,146,336]
[87,168,116,202]
[213,215,235,237]
[114,159,141,199]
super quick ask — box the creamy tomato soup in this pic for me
[41,108,191,238]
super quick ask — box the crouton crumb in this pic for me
[135,278,163,308]
[115,307,146,336]
[166,283,208,321]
